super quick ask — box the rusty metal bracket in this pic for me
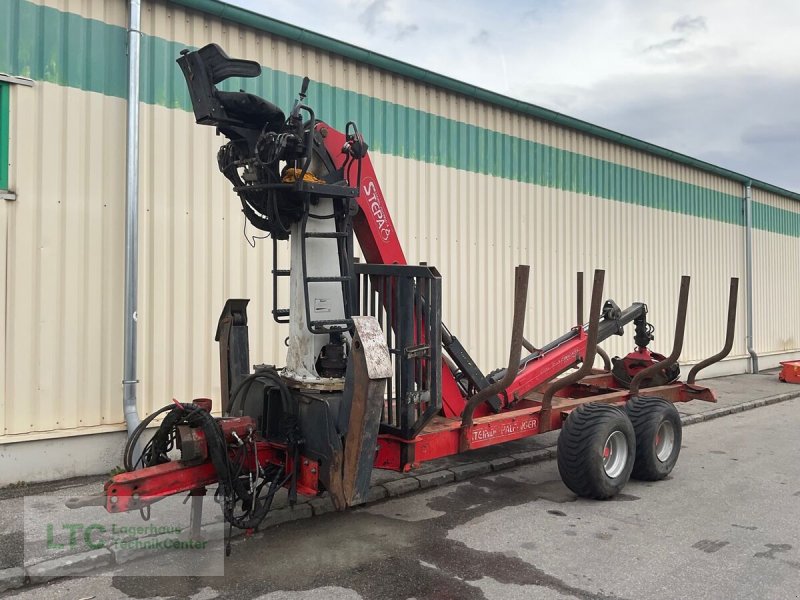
[330,316,392,510]
[522,337,538,354]
[460,266,530,438]
[576,270,610,372]
[688,278,739,384]
[539,269,605,433]
[215,299,251,415]
[630,276,691,396]
[596,346,612,372]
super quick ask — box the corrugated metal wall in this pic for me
[3,79,127,437]
[0,177,7,437]
[751,187,800,356]
[0,0,797,441]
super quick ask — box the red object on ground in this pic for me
[779,360,800,383]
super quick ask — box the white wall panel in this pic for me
[37,0,127,27]
[3,81,126,437]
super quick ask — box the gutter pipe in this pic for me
[744,181,759,373]
[123,0,143,455]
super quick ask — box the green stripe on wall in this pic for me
[753,202,800,238]
[0,1,127,98]
[0,83,9,190]
[1,0,797,237]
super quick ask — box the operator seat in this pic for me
[178,42,286,131]
[216,90,285,131]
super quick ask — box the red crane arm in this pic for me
[317,122,477,419]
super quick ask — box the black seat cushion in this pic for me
[217,91,285,130]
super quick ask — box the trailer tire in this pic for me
[626,396,682,481]
[557,403,635,499]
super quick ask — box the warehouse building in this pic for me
[1,0,798,484]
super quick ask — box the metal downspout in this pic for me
[123,0,143,452]
[744,181,759,373]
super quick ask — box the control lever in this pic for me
[290,76,311,121]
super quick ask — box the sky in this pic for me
[228,0,800,192]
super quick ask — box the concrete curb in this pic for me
[0,568,25,594]
[25,548,113,585]
[6,389,800,593]
[678,390,800,426]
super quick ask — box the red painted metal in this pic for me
[779,360,800,383]
[105,461,219,513]
[441,367,475,418]
[104,439,319,512]
[374,380,717,470]
[318,121,473,419]
[466,410,541,449]
[500,328,586,404]
[317,123,405,266]
[177,417,258,462]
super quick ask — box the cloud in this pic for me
[672,15,707,34]
[644,15,706,56]
[358,0,388,34]
[356,0,419,41]
[395,23,418,41]
[557,71,800,191]
[741,123,800,145]
[471,29,490,45]
[644,37,687,53]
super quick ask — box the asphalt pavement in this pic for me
[2,392,799,599]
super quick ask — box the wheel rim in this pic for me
[654,420,675,462]
[602,430,628,478]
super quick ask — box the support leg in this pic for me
[189,487,206,541]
